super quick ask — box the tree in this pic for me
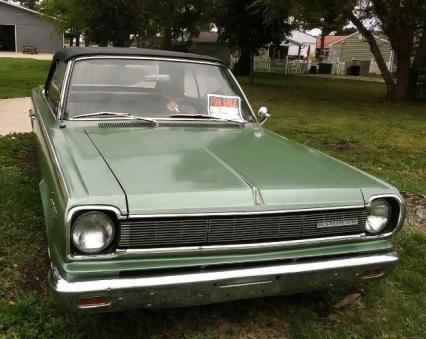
[292,0,351,58]
[14,0,38,10]
[146,0,213,50]
[39,0,88,46]
[39,0,213,49]
[349,0,426,101]
[40,0,149,47]
[215,0,292,76]
[275,0,425,101]
[81,0,147,47]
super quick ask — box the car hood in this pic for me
[81,124,387,215]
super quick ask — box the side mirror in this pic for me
[258,106,271,125]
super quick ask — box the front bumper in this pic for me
[50,251,398,312]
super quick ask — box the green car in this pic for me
[31,48,405,312]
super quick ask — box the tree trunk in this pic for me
[413,33,426,70]
[349,12,397,100]
[112,33,130,47]
[75,34,80,47]
[233,49,252,76]
[320,34,326,58]
[408,32,426,99]
[162,27,172,50]
[249,53,255,84]
[395,50,412,100]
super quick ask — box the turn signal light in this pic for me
[79,295,111,308]
[362,268,384,279]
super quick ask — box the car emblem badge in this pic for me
[253,188,264,205]
[317,219,358,228]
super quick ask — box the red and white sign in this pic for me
[207,94,242,121]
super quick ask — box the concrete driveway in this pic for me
[0,52,53,61]
[0,97,32,135]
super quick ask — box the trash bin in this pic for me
[309,65,317,74]
[350,65,360,76]
[360,60,370,76]
[318,63,332,74]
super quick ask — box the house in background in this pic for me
[326,31,394,75]
[315,35,347,58]
[267,37,304,61]
[259,30,317,61]
[287,30,316,60]
[0,0,62,53]
[188,31,232,66]
[187,29,316,71]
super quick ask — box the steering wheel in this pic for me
[166,98,197,115]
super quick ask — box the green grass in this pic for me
[0,58,51,99]
[0,64,425,338]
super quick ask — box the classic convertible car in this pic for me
[31,48,405,312]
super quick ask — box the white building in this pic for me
[287,30,317,59]
[0,0,63,53]
[258,30,317,61]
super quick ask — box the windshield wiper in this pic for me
[169,114,245,126]
[72,112,158,126]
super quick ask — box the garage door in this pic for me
[0,25,16,51]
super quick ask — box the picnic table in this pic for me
[22,46,38,54]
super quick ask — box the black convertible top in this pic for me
[52,47,224,64]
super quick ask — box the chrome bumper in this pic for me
[50,252,398,312]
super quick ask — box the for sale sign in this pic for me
[207,94,242,121]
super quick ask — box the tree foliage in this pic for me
[14,0,38,10]
[146,0,213,50]
[82,0,147,47]
[38,0,213,48]
[39,0,87,45]
[215,0,292,75]
[292,0,352,55]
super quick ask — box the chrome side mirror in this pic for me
[258,106,271,125]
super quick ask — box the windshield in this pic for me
[65,58,255,122]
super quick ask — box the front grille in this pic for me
[119,208,367,248]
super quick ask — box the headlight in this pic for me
[366,199,391,234]
[72,212,115,254]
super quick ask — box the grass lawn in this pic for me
[0,62,425,338]
[0,58,51,99]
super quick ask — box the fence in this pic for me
[369,58,393,74]
[254,59,349,75]
[332,61,346,75]
[254,58,311,75]
[239,57,388,76]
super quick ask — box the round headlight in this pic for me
[72,212,115,254]
[366,199,391,234]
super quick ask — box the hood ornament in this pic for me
[253,187,264,205]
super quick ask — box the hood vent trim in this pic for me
[98,121,240,129]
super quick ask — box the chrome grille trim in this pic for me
[119,209,367,248]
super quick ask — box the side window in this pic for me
[47,61,67,112]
